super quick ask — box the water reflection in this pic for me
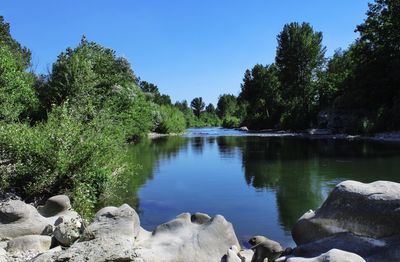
[191,137,205,154]
[105,129,400,245]
[101,136,188,210]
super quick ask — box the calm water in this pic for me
[107,128,400,247]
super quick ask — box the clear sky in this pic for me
[2,1,370,105]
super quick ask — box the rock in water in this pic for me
[292,180,400,245]
[286,248,365,262]
[248,235,283,262]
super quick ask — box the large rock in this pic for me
[136,212,240,262]
[287,249,365,262]
[0,200,52,238]
[0,195,81,239]
[248,235,283,262]
[37,195,81,225]
[53,216,81,246]
[50,204,140,262]
[37,195,71,217]
[6,235,52,253]
[292,180,400,245]
[293,233,389,259]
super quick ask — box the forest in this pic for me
[224,0,400,133]
[0,0,399,216]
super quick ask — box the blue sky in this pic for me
[2,1,370,105]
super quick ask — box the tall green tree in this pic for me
[0,16,31,70]
[216,94,238,119]
[275,22,326,130]
[0,46,38,122]
[336,0,400,130]
[238,64,281,129]
[44,36,137,110]
[205,103,216,114]
[174,100,188,111]
[190,97,205,117]
[139,80,171,105]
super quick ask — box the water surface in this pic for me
[108,128,400,247]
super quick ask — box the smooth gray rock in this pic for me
[287,249,365,262]
[82,204,140,240]
[292,180,400,245]
[6,235,52,253]
[222,246,254,262]
[293,233,387,258]
[50,204,139,262]
[248,236,283,262]
[222,246,242,262]
[37,195,71,217]
[136,212,240,262]
[0,196,81,239]
[0,200,52,238]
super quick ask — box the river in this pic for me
[104,127,400,247]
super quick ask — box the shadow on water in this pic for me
[217,136,400,231]
[100,136,189,211]
[102,128,400,246]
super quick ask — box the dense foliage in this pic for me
[231,0,399,133]
[0,18,188,217]
[0,0,398,216]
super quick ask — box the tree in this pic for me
[174,100,188,111]
[329,0,400,132]
[216,94,238,119]
[238,64,281,129]
[205,103,216,114]
[0,46,38,122]
[190,97,205,117]
[45,36,137,110]
[275,22,326,130]
[318,48,354,109]
[0,16,31,70]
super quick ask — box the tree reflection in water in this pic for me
[101,132,400,238]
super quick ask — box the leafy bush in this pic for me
[154,105,186,134]
[0,46,38,122]
[222,116,241,128]
[0,104,142,217]
[0,21,186,219]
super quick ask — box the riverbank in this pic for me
[1,180,399,261]
[243,128,400,143]
[156,127,400,144]
[148,132,187,139]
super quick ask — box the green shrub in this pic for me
[0,105,133,218]
[154,105,186,134]
[222,116,241,128]
[0,46,38,122]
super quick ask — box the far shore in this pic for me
[149,128,400,143]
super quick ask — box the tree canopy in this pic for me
[190,97,205,117]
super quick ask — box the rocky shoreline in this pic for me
[1,180,399,261]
